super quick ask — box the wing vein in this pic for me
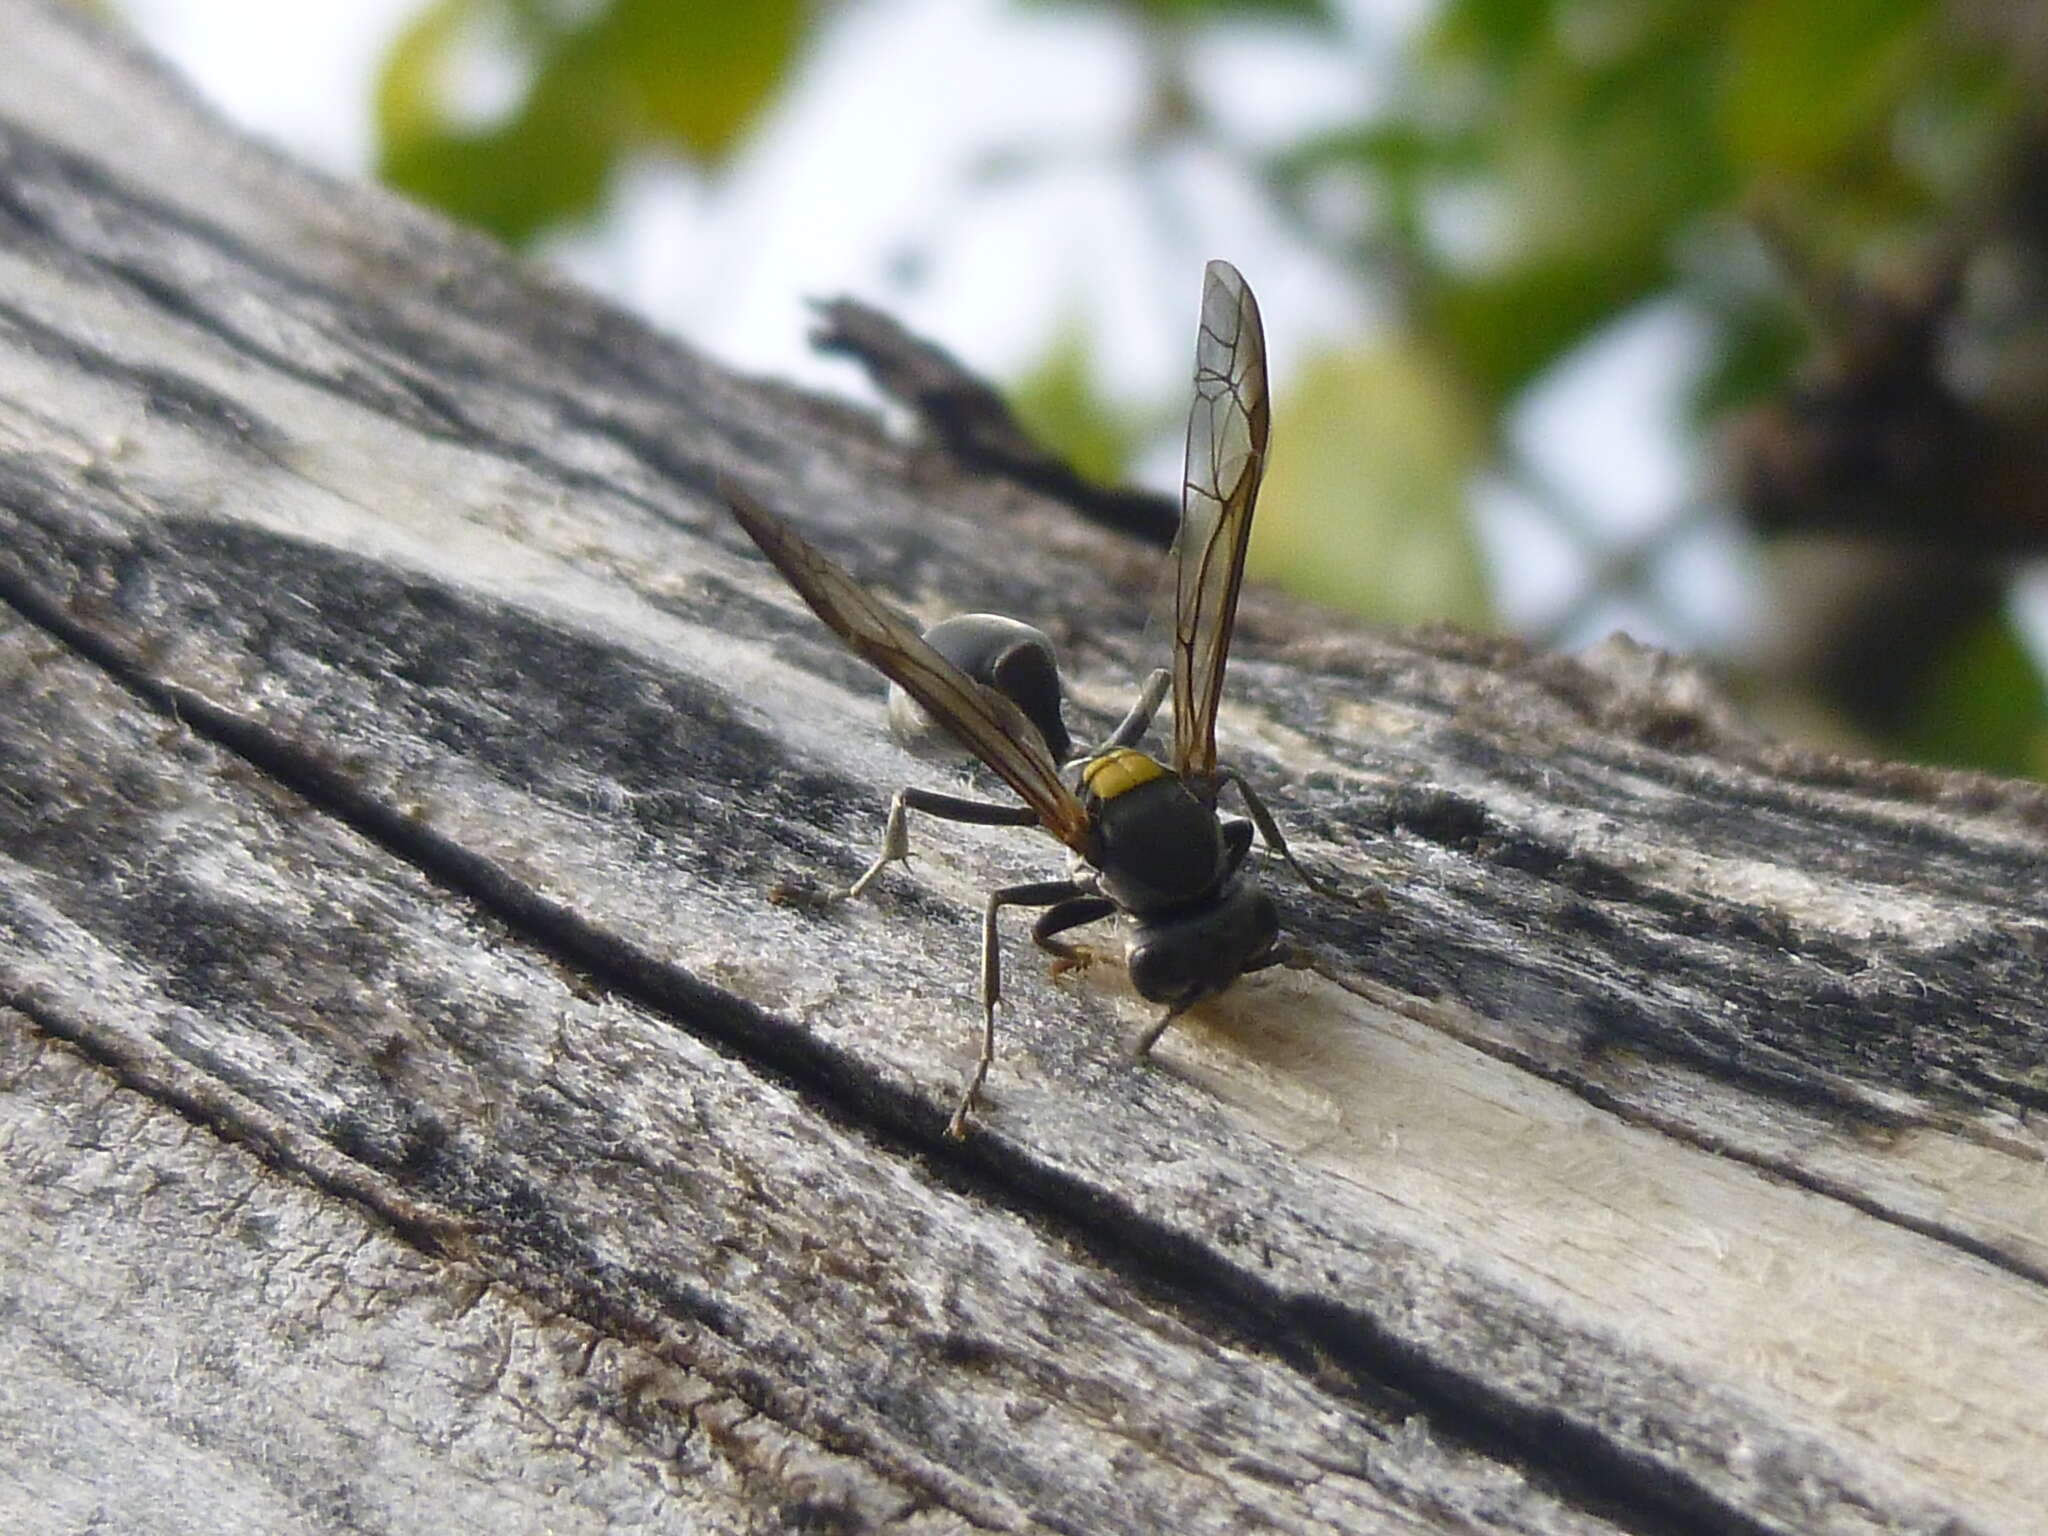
[1173,260,1269,784]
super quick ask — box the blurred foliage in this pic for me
[1253,343,1491,628]
[369,0,2048,777]
[378,0,802,241]
[1007,320,1151,491]
[1890,612,2048,781]
[1020,0,1331,15]
[1320,0,1983,411]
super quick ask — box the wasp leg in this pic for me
[1216,768,1370,904]
[949,878,1087,1140]
[1133,1001,1193,1058]
[847,787,1041,900]
[1032,894,1118,975]
[1099,668,1172,753]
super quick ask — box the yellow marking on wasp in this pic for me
[1082,747,1168,802]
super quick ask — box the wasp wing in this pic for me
[1173,259,1270,784]
[721,480,1094,851]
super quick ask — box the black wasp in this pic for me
[725,260,1342,1138]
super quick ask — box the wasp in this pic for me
[724,260,1341,1137]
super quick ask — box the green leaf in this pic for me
[380,27,623,242]
[1722,0,1936,175]
[376,0,803,244]
[1428,247,1665,403]
[1020,0,1336,19]
[1689,298,1805,421]
[1251,340,1492,627]
[1398,7,1733,397]
[1889,614,2048,780]
[1433,0,1556,63]
[1008,322,1142,488]
[604,0,804,160]
[375,0,475,155]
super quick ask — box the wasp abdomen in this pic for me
[887,612,1073,763]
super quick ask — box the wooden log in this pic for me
[2,3,2044,1530]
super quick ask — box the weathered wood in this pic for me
[2,3,2045,1532]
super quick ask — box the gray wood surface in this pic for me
[3,4,2045,1532]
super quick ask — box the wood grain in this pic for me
[2,3,2044,1531]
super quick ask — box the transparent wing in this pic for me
[1173,259,1269,783]
[721,479,1094,851]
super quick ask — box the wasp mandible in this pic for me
[724,260,1340,1137]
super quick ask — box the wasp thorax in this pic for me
[1084,752,1229,912]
